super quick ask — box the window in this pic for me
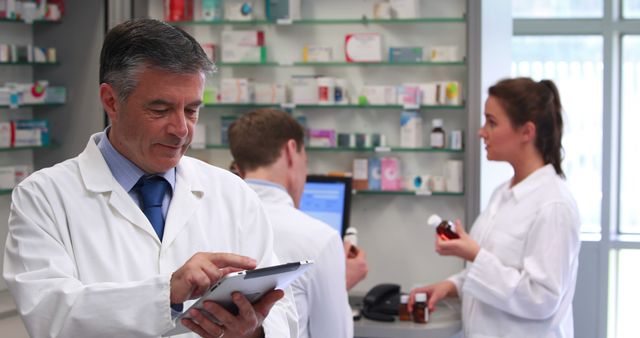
[608,250,640,338]
[620,35,640,234]
[511,36,604,234]
[623,0,640,18]
[513,0,603,18]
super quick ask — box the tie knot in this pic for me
[137,175,169,208]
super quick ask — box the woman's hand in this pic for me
[435,220,481,262]
[408,281,458,313]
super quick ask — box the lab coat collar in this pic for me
[246,179,294,207]
[510,164,557,202]
[78,132,205,245]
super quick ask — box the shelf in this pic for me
[0,189,12,196]
[307,146,463,153]
[292,60,466,67]
[217,62,279,67]
[170,19,271,25]
[215,60,466,67]
[0,144,55,152]
[353,190,464,196]
[0,18,61,24]
[197,144,463,154]
[292,17,466,25]
[0,61,59,66]
[203,103,465,110]
[170,16,465,26]
[0,102,64,109]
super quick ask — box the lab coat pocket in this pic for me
[489,232,525,268]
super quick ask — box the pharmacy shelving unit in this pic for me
[0,17,63,298]
[150,0,469,294]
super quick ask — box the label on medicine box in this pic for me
[345,33,382,63]
[221,30,265,46]
[389,47,422,62]
[221,45,267,63]
[220,78,254,103]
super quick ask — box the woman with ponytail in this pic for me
[409,78,581,337]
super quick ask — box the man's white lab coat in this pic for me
[3,133,298,338]
[247,181,353,338]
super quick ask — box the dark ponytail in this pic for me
[488,77,565,177]
[537,79,564,177]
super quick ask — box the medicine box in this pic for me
[220,78,254,103]
[429,46,459,62]
[308,129,336,147]
[291,75,318,104]
[345,33,382,63]
[400,110,423,148]
[221,30,265,46]
[368,157,381,190]
[220,115,237,145]
[225,2,255,21]
[390,0,419,19]
[255,83,287,104]
[45,86,66,104]
[362,85,396,105]
[352,158,369,190]
[0,166,16,189]
[192,123,206,149]
[389,47,422,62]
[381,157,402,191]
[266,0,301,21]
[303,45,333,62]
[221,45,266,63]
[0,122,12,147]
[14,119,49,147]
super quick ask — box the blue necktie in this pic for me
[136,175,170,241]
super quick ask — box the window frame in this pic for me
[513,1,640,337]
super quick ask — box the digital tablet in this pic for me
[163,260,314,336]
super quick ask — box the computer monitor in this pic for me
[298,175,352,238]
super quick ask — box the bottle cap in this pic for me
[415,293,427,302]
[400,294,409,304]
[432,118,443,128]
[427,214,442,228]
[344,227,358,246]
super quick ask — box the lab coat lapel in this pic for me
[162,159,204,248]
[78,133,161,243]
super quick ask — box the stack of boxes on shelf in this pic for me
[0,81,66,107]
[163,0,301,22]
[0,44,56,63]
[359,81,461,107]
[0,163,31,190]
[352,157,464,194]
[0,0,63,22]
[0,119,50,148]
[207,75,461,107]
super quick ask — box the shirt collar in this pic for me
[96,127,176,193]
[245,179,294,207]
[510,164,557,202]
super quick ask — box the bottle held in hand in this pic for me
[428,214,460,240]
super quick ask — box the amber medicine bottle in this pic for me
[398,294,411,321]
[413,293,428,324]
[430,118,445,148]
[428,214,460,240]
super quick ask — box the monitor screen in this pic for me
[299,175,352,237]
